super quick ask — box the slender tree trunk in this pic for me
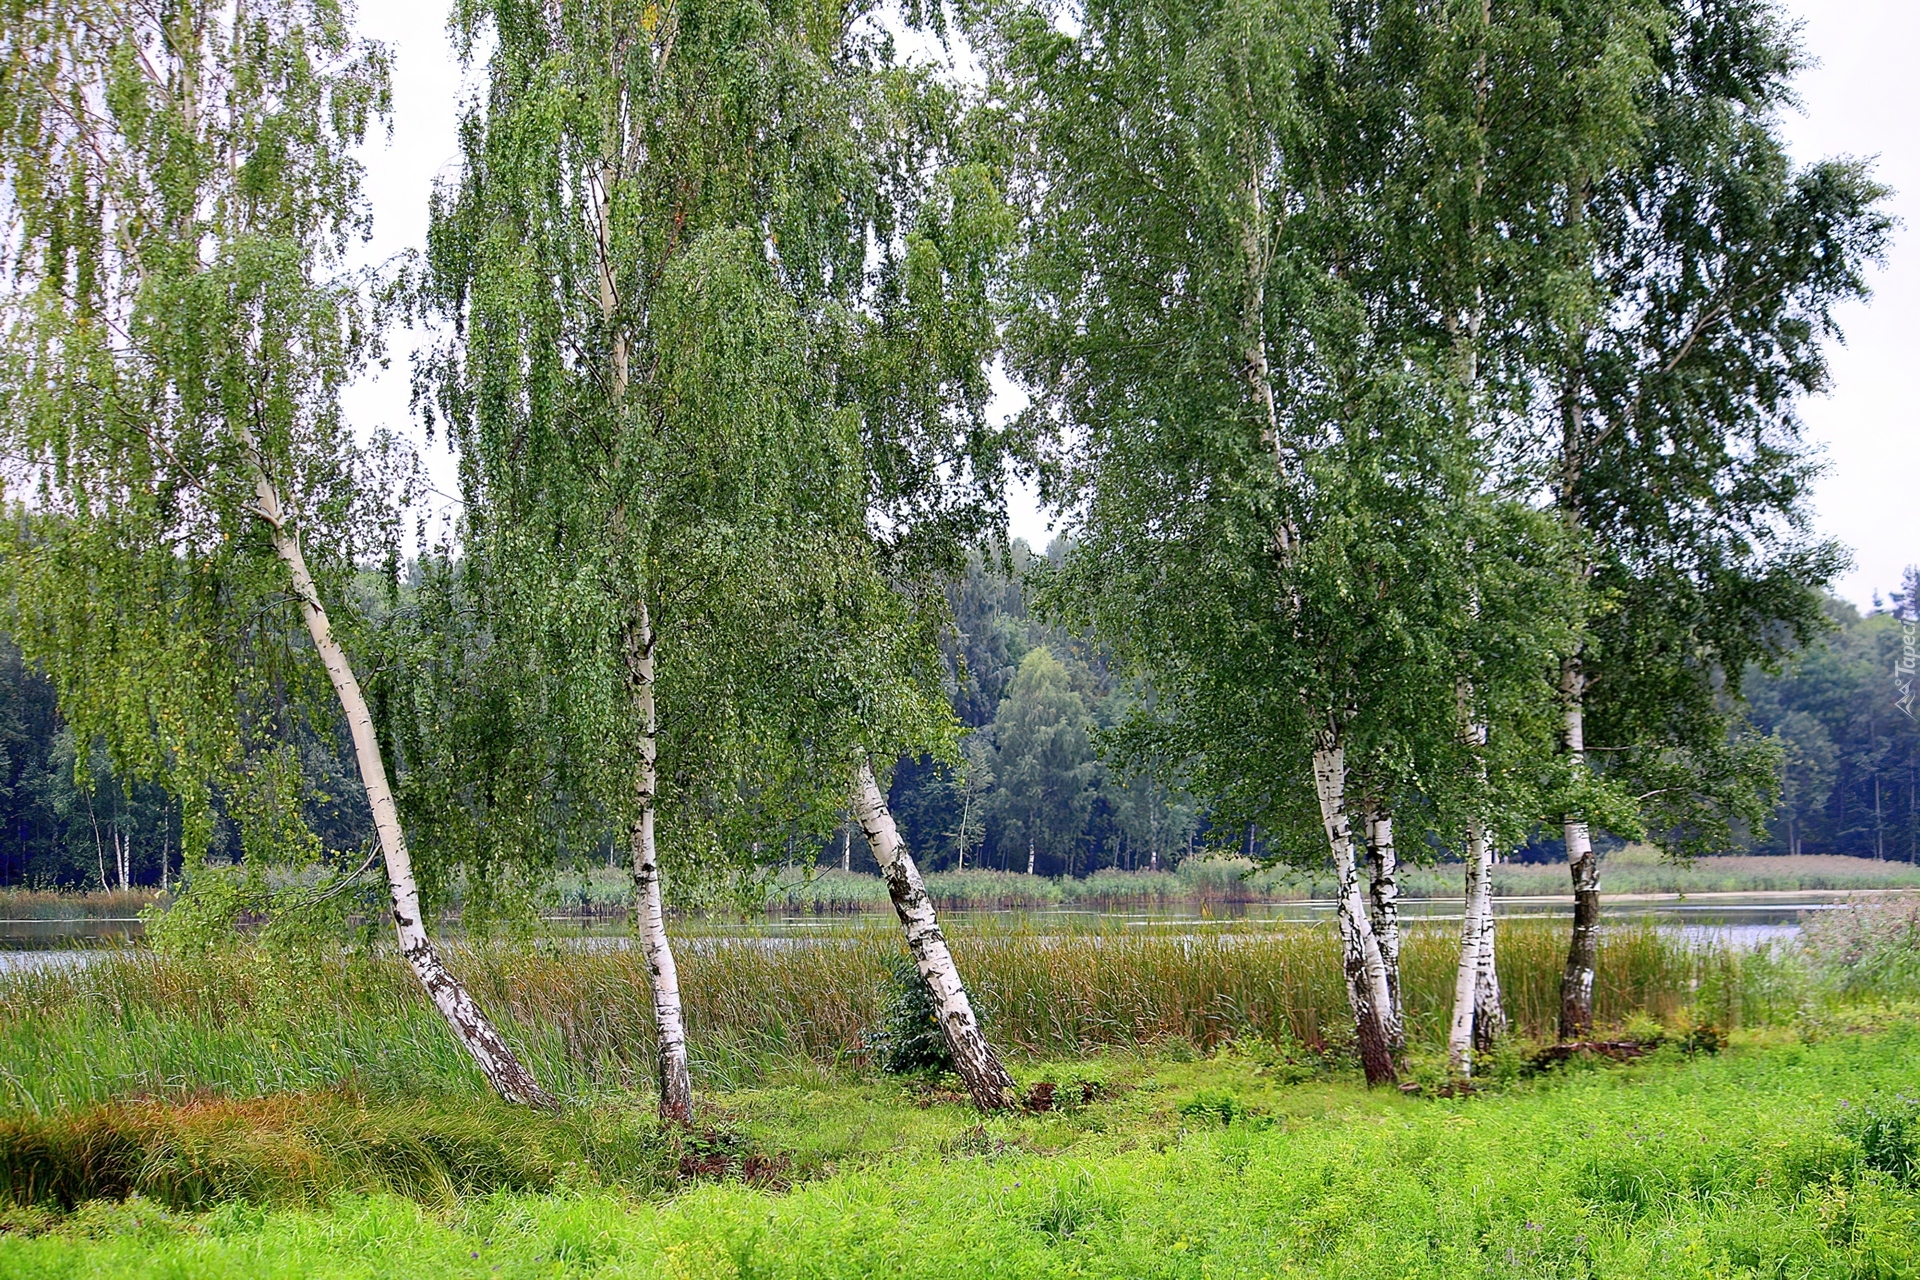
[1559,657,1602,1040]
[1363,809,1403,1053]
[841,827,851,873]
[623,608,693,1124]
[243,449,553,1109]
[1471,824,1505,1056]
[852,758,1015,1111]
[1447,816,1490,1077]
[1026,839,1036,875]
[1312,740,1396,1085]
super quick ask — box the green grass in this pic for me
[2,1020,1918,1276]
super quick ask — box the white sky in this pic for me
[343,1,1916,606]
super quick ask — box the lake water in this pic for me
[7,889,1903,970]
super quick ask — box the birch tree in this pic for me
[428,0,1018,1114]
[0,0,553,1105]
[999,0,1588,1083]
[1530,0,1888,1038]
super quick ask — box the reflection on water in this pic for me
[4,891,1910,965]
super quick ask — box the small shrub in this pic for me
[870,955,953,1077]
[1176,1089,1245,1126]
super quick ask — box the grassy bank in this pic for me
[2,1019,1916,1276]
[746,850,1920,913]
[10,851,1915,928]
[0,913,1876,1114]
[0,887,156,921]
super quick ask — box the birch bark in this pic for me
[624,609,694,1123]
[1447,815,1490,1077]
[1313,741,1396,1085]
[851,758,1015,1111]
[1363,810,1403,1053]
[1559,657,1602,1039]
[1473,881,1507,1056]
[242,444,554,1109]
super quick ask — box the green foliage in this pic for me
[1547,0,1893,860]
[995,0,1608,865]
[871,954,955,1077]
[0,0,400,873]
[409,0,996,896]
[1746,594,1920,860]
[990,649,1098,870]
[1844,1096,1920,1187]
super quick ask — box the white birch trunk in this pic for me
[1560,658,1601,1040]
[1447,815,1488,1077]
[852,758,1015,1111]
[1026,839,1035,875]
[1312,742,1396,1085]
[1473,868,1507,1056]
[243,448,553,1108]
[623,608,693,1123]
[1363,811,1403,1053]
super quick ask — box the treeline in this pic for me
[0,0,1890,1111]
[878,542,1201,877]
[1747,575,1920,862]
[9,555,1914,893]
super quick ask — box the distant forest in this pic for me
[3,550,1916,888]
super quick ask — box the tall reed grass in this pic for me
[0,887,157,920]
[750,852,1920,914]
[0,916,1844,1115]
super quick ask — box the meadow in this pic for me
[1,1011,1917,1276]
[0,897,1915,1276]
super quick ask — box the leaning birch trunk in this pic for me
[851,758,1016,1111]
[243,449,553,1109]
[1559,657,1602,1039]
[1363,810,1403,1053]
[1312,741,1396,1085]
[1446,815,1492,1077]
[624,609,694,1124]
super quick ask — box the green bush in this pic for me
[869,955,953,1077]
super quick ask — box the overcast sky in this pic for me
[343,1,1917,609]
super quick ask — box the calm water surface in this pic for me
[6,890,1907,968]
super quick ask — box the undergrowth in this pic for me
[1,1022,1917,1277]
